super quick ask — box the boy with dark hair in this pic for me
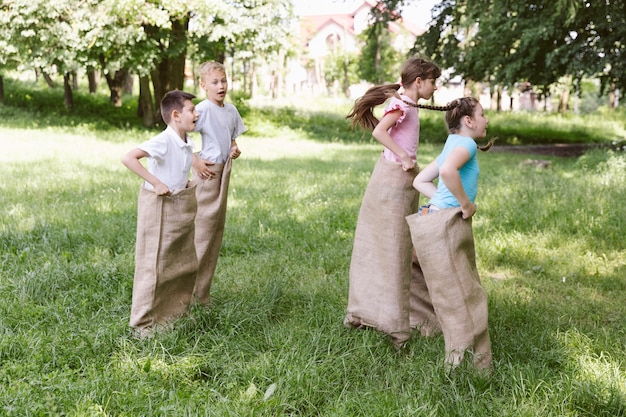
[122,90,199,336]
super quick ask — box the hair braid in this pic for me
[477,137,497,152]
[399,97,460,112]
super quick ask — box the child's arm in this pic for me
[230,140,241,159]
[439,147,474,219]
[372,110,415,171]
[192,154,216,180]
[122,148,170,195]
[413,160,439,198]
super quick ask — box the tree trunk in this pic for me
[342,55,350,97]
[609,83,616,111]
[138,75,155,128]
[72,72,78,90]
[63,72,74,111]
[248,60,256,98]
[41,70,56,88]
[559,89,569,113]
[0,75,4,103]
[276,49,285,99]
[87,69,98,94]
[375,29,383,84]
[101,64,128,107]
[123,72,134,95]
[150,16,189,127]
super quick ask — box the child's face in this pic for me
[416,77,438,100]
[200,69,228,106]
[177,99,199,133]
[471,104,488,138]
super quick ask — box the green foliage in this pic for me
[415,0,626,98]
[0,78,147,137]
[324,51,361,97]
[1,95,626,415]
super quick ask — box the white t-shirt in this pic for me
[139,126,194,191]
[194,100,246,163]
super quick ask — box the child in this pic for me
[121,89,199,336]
[406,97,495,371]
[192,61,246,305]
[344,57,449,347]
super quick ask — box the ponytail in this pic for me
[346,84,401,130]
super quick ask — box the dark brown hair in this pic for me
[443,97,496,151]
[346,57,442,130]
[160,90,196,124]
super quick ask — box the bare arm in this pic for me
[412,160,439,198]
[230,140,241,159]
[121,148,170,195]
[439,147,475,219]
[372,110,415,171]
[192,154,216,180]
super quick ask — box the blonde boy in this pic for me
[192,61,246,304]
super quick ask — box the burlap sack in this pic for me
[345,155,436,346]
[130,185,198,333]
[192,158,232,305]
[406,208,492,369]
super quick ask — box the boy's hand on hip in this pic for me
[196,160,216,180]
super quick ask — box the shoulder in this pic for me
[387,95,412,111]
[449,135,477,156]
[383,96,413,121]
[223,102,242,115]
[195,99,211,113]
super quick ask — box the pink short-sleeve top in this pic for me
[381,95,420,163]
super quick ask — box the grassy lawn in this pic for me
[0,85,625,415]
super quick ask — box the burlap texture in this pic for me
[406,207,492,369]
[192,159,231,304]
[344,155,436,345]
[130,185,198,332]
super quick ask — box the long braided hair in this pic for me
[346,57,442,130]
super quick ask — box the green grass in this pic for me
[0,82,625,415]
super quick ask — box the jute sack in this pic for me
[406,208,492,369]
[129,185,198,333]
[192,158,232,305]
[344,155,422,346]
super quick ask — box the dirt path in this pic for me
[491,143,605,157]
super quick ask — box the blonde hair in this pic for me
[199,61,226,77]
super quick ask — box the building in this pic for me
[289,0,425,97]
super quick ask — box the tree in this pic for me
[412,0,625,110]
[0,0,103,110]
[0,1,20,102]
[358,0,407,84]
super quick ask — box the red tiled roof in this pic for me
[299,0,423,46]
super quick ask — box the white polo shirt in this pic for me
[139,126,194,192]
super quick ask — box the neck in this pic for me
[209,98,225,107]
[402,89,419,102]
[169,125,188,142]
[456,127,476,139]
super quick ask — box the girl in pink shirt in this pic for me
[344,57,451,348]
